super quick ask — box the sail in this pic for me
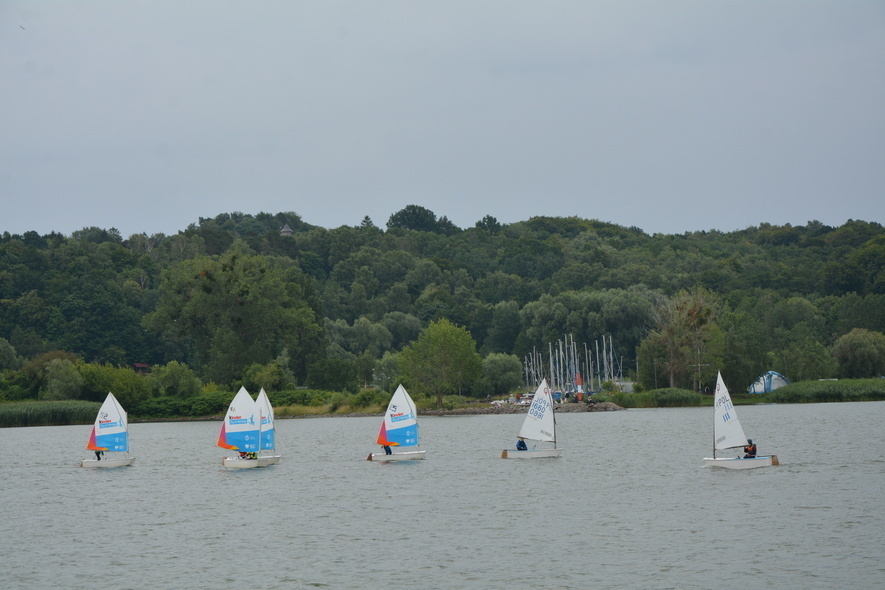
[713,372,748,450]
[217,387,260,452]
[376,384,419,447]
[256,387,275,451]
[518,379,556,443]
[86,392,129,452]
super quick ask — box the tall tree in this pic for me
[387,205,439,232]
[642,287,720,389]
[144,242,323,385]
[832,328,885,378]
[399,318,482,408]
[39,358,83,400]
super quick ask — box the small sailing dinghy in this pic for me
[704,372,778,469]
[80,392,134,468]
[502,378,563,459]
[256,387,281,467]
[367,384,426,461]
[218,387,262,469]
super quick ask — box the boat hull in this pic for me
[367,450,426,461]
[222,457,261,469]
[501,448,563,459]
[80,457,134,468]
[257,454,281,467]
[704,455,778,469]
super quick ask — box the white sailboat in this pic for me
[218,387,262,469]
[256,387,281,467]
[704,372,778,469]
[502,378,563,459]
[367,384,426,461]
[80,392,134,468]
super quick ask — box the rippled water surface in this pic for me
[4,402,884,589]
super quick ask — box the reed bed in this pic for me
[0,401,101,427]
[276,402,386,417]
[607,388,701,408]
[769,379,885,403]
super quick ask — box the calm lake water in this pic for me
[3,402,884,589]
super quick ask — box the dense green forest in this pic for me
[1,207,884,411]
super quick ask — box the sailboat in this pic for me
[367,384,426,461]
[255,387,281,467]
[704,372,779,469]
[80,392,134,468]
[501,378,563,459]
[218,387,262,469]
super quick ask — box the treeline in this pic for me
[1,208,884,407]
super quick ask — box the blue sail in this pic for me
[219,387,260,452]
[224,424,260,452]
[386,422,419,447]
[378,385,420,447]
[260,417,275,450]
[94,429,129,452]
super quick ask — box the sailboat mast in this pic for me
[550,382,558,448]
[584,342,591,392]
[595,340,600,388]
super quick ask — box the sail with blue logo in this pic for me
[256,387,275,451]
[86,392,129,452]
[376,384,419,448]
[217,387,260,452]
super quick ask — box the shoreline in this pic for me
[284,400,625,420]
[130,401,625,423]
[417,401,624,416]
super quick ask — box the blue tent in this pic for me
[748,371,790,394]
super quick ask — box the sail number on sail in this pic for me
[529,396,551,420]
[715,394,734,423]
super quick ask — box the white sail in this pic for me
[377,384,420,448]
[713,372,748,450]
[518,379,556,443]
[87,392,129,452]
[256,387,275,452]
[217,386,260,453]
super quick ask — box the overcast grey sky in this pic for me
[3,1,883,238]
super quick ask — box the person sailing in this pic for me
[516,438,528,451]
[743,439,757,458]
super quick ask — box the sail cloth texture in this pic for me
[518,379,556,443]
[217,387,260,452]
[86,392,129,452]
[256,387,275,451]
[713,372,748,450]
[376,384,419,447]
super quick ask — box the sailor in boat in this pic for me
[383,445,392,455]
[95,450,104,461]
[743,439,757,458]
[516,438,528,451]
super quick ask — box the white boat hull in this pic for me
[80,457,134,468]
[222,456,261,469]
[501,448,563,459]
[704,455,779,469]
[367,450,426,461]
[257,454,281,467]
